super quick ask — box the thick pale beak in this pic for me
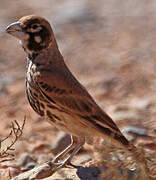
[6,21,27,40]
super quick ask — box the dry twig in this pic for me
[0,117,26,163]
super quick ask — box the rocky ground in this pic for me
[0,0,156,179]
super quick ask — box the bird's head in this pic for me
[6,15,56,55]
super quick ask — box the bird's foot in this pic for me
[47,160,67,172]
[48,157,80,171]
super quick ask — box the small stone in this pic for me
[77,166,137,180]
[17,152,35,167]
[122,126,147,136]
[122,126,148,141]
[77,166,102,180]
[21,162,36,171]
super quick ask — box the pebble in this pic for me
[21,162,36,171]
[17,152,35,167]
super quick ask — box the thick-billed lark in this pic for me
[6,15,148,173]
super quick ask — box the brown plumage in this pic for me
[6,15,148,173]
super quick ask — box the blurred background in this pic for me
[0,0,156,178]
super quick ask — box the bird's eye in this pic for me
[29,24,42,32]
[32,24,38,29]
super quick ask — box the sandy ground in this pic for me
[0,0,156,179]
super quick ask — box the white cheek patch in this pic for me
[34,36,42,43]
[19,40,22,45]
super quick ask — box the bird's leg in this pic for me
[61,136,85,166]
[49,136,85,171]
[52,135,84,164]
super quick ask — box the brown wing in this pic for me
[35,66,123,135]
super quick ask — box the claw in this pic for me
[47,160,66,171]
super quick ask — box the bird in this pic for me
[6,15,148,173]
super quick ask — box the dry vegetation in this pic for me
[0,118,25,163]
[0,0,156,179]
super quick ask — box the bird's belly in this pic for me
[44,105,97,137]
